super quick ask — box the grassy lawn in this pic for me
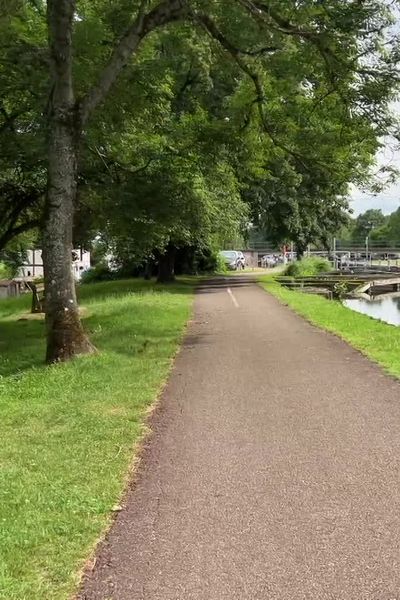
[0,278,195,600]
[259,275,400,379]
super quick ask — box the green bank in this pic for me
[259,275,400,379]
[0,278,195,600]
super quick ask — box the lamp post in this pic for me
[365,221,374,266]
[332,237,337,270]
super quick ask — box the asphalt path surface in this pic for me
[79,276,400,600]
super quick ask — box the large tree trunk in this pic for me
[176,245,195,275]
[43,0,94,363]
[42,0,186,362]
[295,243,307,261]
[143,260,153,280]
[295,245,305,261]
[42,120,94,362]
[157,244,176,283]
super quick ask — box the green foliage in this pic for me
[353,209,387,240]
[369,207,400,244]
[175,245,228,274]
[332,281,352,299]
[0,245,27,277]
[340,206,400,245]
[1,0,397,261]
[284,257,332,277]
[0,262,12,279]
[80,262,116,284]
[211,251,228,274]
[0,2,46,248]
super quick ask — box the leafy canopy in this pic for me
[0,0,399,256]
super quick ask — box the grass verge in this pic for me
[259,275,400,379]
[0,278,195,600]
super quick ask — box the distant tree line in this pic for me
[340,208,400,245]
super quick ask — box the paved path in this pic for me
[80,277,400,600]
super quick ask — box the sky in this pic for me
[349,7,400,216]
[350,138,400,216]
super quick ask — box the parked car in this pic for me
[261,254,278,268]
[220,250,246,270]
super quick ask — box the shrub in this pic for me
[0,262,12,279]
[190,248,227,274]
[0,248,26,277]
[80,262,116,284]
[214,252,228,273]
[284,257,331,277]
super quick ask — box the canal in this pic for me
[343,295,400,326]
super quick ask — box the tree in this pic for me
[87,153,248,282]
[73,26,251,281]
[0,3,47,251]
[248,160,351,257]
[353,209,387,240]
[242,71,381,256]
[6,0,397,361]
[369,207,400,245]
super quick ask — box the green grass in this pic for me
[259,275,400,379]
[0,278,195,600]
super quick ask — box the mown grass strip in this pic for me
[0,278,195,600]
[259,275,400,379]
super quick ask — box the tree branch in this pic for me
[86,144,163,187]
[240,0,316,39]
[47,0,76,109]
[79,0,186,124]
[195,13,309,165]
[0,220,41,253]
[238,0,342,74]
[0,185,40,224]
[0,105,23,133]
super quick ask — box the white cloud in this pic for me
[349,13,400,217]
[350,128,400,216]
[350,189,400,215]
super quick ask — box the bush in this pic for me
[284,257,331,277]
[80,262,116,284]
[193,249,227,274]
[176,247,228,274]
[0,262,12,279]
[214,252,228,273]
[0,249,26,277]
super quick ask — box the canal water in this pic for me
[343,295,400,326]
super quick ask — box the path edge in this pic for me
[71,293,197,600]
[258,279,400,384]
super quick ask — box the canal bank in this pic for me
[259,275,400,379]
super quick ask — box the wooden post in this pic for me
[26,282,45,313]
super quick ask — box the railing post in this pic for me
[333,237,337,270]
